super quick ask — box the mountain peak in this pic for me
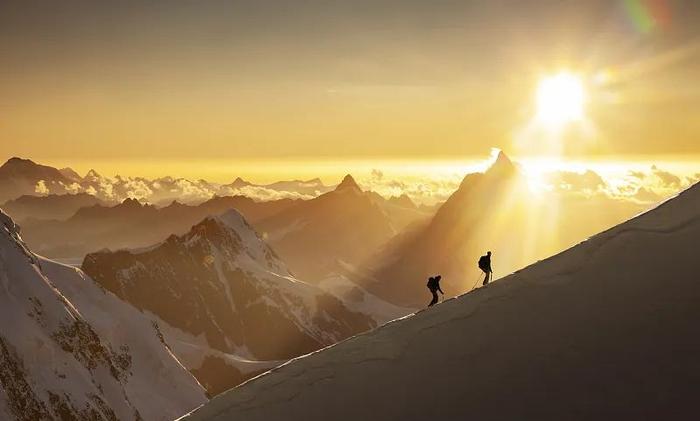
[229,177,251,188]
[336,174,361,192]
[120,198,143,207]
[1,157,36,169]
[389,194,417,209]
[212,209,249,232]
[485,150,516,176]
[85,169,102,179]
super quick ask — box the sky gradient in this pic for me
[2,0,700,163]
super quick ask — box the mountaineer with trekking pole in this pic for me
[478,251,493,286]
[426,275,444,307]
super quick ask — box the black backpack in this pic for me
[426,277,436,291]
[478,256,487,270]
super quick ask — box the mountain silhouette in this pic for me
[180,180,700,421]
[0,157,74,203]
[19,195,298,258]
[335,174,361,191]
[1,193,106,222]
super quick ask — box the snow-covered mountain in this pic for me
[179,180,700,420]
[82,210,376,395]
[0,209,206,420]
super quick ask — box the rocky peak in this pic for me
[389,194,417,209]
[120,198,143,208]
[335,174,361,192]
[229,177,251,189]
[2,157,35,168]
[486,150,516,176]
[85,169,102,179]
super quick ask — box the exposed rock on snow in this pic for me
[0,208,207,420]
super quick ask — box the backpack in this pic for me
[426,277,436,291]
[478,256,487,270]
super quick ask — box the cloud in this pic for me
[34,180,49,195]
[221,185,314,201]
[62,182,82,194]
[546,170,606,193]
[651,165,681,187]
[358,175,461,205]
[633,187,662,203]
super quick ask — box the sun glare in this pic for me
[535,72,586,128]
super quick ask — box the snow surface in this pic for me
[318,274,415,324]
[0,208,206,420]
[180,182,700,420]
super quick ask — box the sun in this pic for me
[535,72,586,128]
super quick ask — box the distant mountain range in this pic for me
[82,210,377,395]
[1,193,108,222]
[0,157,336,206]
[0,209,206,420]
[16,195,298,258]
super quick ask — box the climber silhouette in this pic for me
[479,251,492,285]
[426,275,444,307]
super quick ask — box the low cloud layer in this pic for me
[27,161,696,211]
[31,172,323,205]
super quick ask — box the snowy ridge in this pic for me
[180,182,700,420]
[0,209,207,420]
[83,209,376,395]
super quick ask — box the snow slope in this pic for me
[318,273,415,325]
[0,209,207,420]
[180,181,700,420]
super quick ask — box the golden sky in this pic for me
[1,0,700,165]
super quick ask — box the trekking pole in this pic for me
[469,272,482,291]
